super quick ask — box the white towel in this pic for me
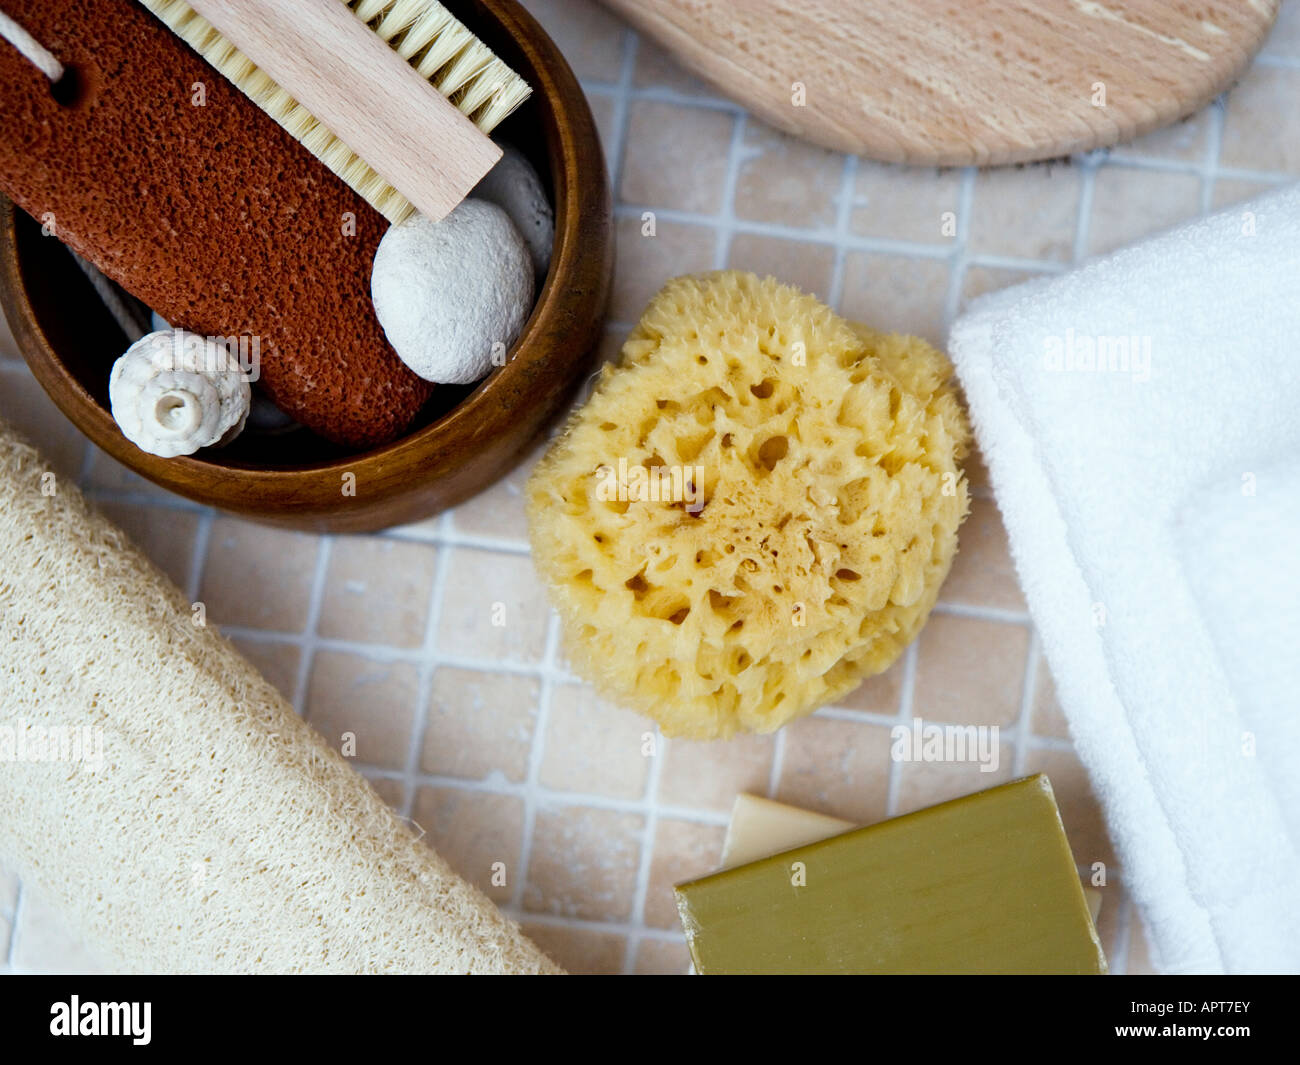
[948,184,1300,975]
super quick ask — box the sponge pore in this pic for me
[527,271,970,739]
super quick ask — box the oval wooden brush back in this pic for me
[601,0,1279,165]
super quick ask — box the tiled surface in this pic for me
[0,0,1288,977]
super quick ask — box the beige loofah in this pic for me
[0,419,559,974]
[527,271,970,739]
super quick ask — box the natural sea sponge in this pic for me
[527,272,970,739]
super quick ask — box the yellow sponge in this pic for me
[527,271,969,739]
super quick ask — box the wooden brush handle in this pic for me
[187,0,501,221]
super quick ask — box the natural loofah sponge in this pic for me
[527,271,970,739]
[0,418,558,974]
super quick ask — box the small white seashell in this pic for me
[108,329,251,458]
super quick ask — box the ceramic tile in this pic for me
[1261,0,1300,58]
[728,233,834,303]
[644,818,727,929]
[316,537,436,648]
[229,636,301,705]
[893,746,1014,816]
[1211,177,1284,210]
[82,447,175,500]
[610,215,715,323]
[524,805,644,921]
[199,517,320,631]
[1023,747,1117,869]
[776,716,893,823]
[585,92,619,159]
[656,733,775,812]
[422,667,539,783]
[520,0,627,82]
[968,164,1081,262]
[520,922,626,975]
[413,788,524,903]
[0,369,86,479]
[1220,65,1300,174]
[632,36,718,97]
[305,650,418,770]
[959,265,1038,309]
[633,936,692,975]
[450,440,544,543]
[436,547,551,664]
[365,774,407,811]
[836,662,903,715]
[838,252,950,346]
[97,501,198,590]
[620,101,734,214]
[1110,110,1208,163]
[9,891,107,973]
[851,162,962,245]
[1087,166,1201,257]
[1031,653,1071,741]
[912,613,1030,727]
[540,683,650,799]
[939,497,1026,612]
[735,121,843,228]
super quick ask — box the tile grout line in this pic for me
[505,22,642,932]
[1111,886,1136,975]
[942,166,978,328]
[608,199,1112,273]
[186,509,215,604]
[497,907,686,943]
[1072,151,1102,263]
[711,107,750,270]
[623,730,667,974]
[598,26,640,206]
[621,26,684,970]
[827,148,859,311]
[510,610,562,915]
[290,535,334,717]
[213,598,1035,666]
[5,882,24,967]
[885,640,920,817]
[1011,627,1042,777]
[398,511,456,819]
[1200,95,1228,215]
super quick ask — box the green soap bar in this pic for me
[674,775,1106,974]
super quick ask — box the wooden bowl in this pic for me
[0,0,611,534]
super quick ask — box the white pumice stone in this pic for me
[109,329,251,458]
[371,200,534,386]
[471,145,555,279]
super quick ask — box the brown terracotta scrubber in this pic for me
[0,0,433,449]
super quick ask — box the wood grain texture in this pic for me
[187,0,501,221]
[0,0,612,534]
[601,0,1279,165]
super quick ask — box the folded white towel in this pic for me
[948,184,1300,975]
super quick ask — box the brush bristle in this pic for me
[141,0,532,223]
